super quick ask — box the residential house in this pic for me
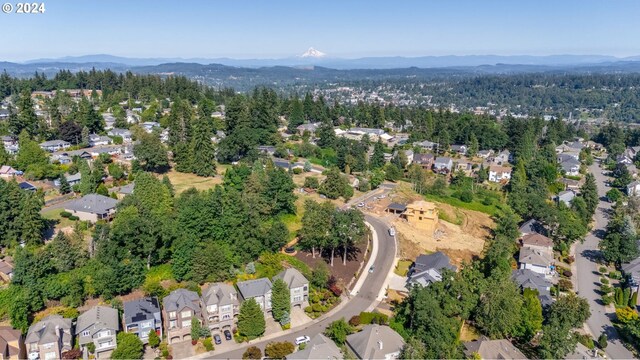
[88,134,112,147]
[39,140,70,153]
[346,324,405,360]
[0,327,25,360]
[54,173,81,187]
[51,150,92,164]
[141,122,160,133]
[257,146,276,156]
[622,257,640,305]
[101,113,116,129]
[414,140,438,151]
[273,268,309,307]
[386,203,407,215]
[201,283,239,332]
[560,158,581,177]
[403,149,414,165]
[107,128,132,143]
[625,146,640,160]
[566,343,605,360]
[75,306,119,358]
[555,190,576,206]
[521,233,554,252]
[477,150,493,159]
[287,334,342,360]
[627,181,640,196]
[25,315,72,360]
[454,160,473,175]
[511,269,553,306]
[488,165,512,183]
[123,297,162,344]
[519,246,554,276]
[408,251,457,287]
[0,166,18,179]
[236,278,273,312]
[118,183,135,199]
[463,337,527,360]
[296,122,320,136]
[616,154,633,165]
[126,110,139,124]
[518,219,546,237]
[0,110,10,120]
[560,178,582,191]
[1,136,16,148]
[493,150,512,165]
[162,289,203,344]
[413,153,434,170]
[0,259,13,282]
[64,194,118,223]
[433,157,453,173]
[627,164,639,178]
[402,201,439,234]
[450,144,467,155]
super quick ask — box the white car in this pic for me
[295,335,311,345]
[379,194,386,199]
[388,227,396,236]
[357,202,365,207]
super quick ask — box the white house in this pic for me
[627,181,640,196]
[488,165,512,183]
[519,246,554,276]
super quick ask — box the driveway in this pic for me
[290,306,310,327]
[171,339,195,359]
[575,161,634,359]
[388,273,408,292]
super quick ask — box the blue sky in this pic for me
[1,0,639,61]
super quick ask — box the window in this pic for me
[207,305,218,313]
[82,330,90,337]
[180,310,192,318]
[220,305,231,312]
[294,295,302,302]
[43,343,54,350]
[303,285,308,292]
[222,314,231,320]
[45,352,57,360]
[169,320,177,329]
[168,311,176,319]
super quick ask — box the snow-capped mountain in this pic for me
[300,47,326,58]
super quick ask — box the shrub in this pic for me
[600,277,609,285]
[292,168,303,175]
[565,256,575,264]
[304,306,312,313]
[349,315,361,327]
[202,337,214,351]
[69,215,79,221]
[616,307,639,323]
[563,270,573,277]
[304,176,320,189]
[599,266,608,274]
[597,333,608,349]
[608,271,621,279]
[86,343,95,354]
[61,349,83,359]
[312,304,323,312]
[60,211,72,218]
[242,346,262,359]
[359,311,389,325]
[602,295,613,305]
[264,341,295,359]
[558,279,573,291]
[600,285,612,294]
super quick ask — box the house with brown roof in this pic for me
[162,289,203,344]
[521,233,554,252]
[0,327,25,360]
[463,337,527,359]
[25,315,73,360]
[0,260,13,282]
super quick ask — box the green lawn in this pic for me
[145,264,174,283]
[42,208,76,228]
[424,193,502,216]
[394,260,413,276]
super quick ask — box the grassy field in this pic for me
[424,193,502,216]
[145,264,174,284]
[42,208,76,228]
[164,170,223,194]
[394,259,413,276]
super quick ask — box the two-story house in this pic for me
[273,268,309,308]
[202,283,240,333]
[25,315,72,360]
[39,140,70,153]
[75,306,119,359]
[123,297,162,344]
[163,289,203,344]
[236,278,273,313]
[0,326,25,360]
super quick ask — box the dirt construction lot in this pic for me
[367,184,494,267]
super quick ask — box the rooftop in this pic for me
[65,194,118,215]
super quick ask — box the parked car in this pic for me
[388,227,396,236]
[369,265,375,273]
[223,330,232,341]
[357,202,365,207]
[379,194,386,199]
[213,334,222,345]
[295,335,311,345]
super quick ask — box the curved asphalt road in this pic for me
[202,214,396,359]
[575,161,634,359]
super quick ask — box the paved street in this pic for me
[575,161,634,359]
[196,214,396,359]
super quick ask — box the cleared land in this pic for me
[164,169,223,193]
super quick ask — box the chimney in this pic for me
[378,341,383,350]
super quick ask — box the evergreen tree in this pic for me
[58,176,71,194]
[81,126,90,148]
[316,120,336,148]
[468,134,479,157]
[238,298,266,339]
[17,192,45,246]
[319,167,350,200]
[287,97,304,133]
[111,332,144,360]
[11,90,38,136]
[189,119,217,177]
[370,141,385,169]
[15,130,48,172]
[133,133,169,172]
[271,278,291,324]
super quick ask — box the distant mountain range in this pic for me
[17,53,640,69]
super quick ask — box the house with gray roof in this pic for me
[296,122,320,136]
[123,297,162,344]
[346,324,405,360]
[64,194,118,223]
[519,246,554,276]
[493,150,512,165]
[273,268,309,307]
[88,134,112,147]
[237,278,272,312]
[433,157,453,173]
[408,252,457,287]
[519,219,546,237]
[414,140,438,151]
[287,333,342,360]
[463,337,526,360]
[107,128,132,143]
[162,289,203,344]
[39,140,70,152]
[75,306,119,358]
[555,190,576,206]
[117,183,135,199]
[202,283,239,332]
[511,269,554,307]
[622,257,640,306]
[559,158,581,177]
[25,315,72,360]
[450,144,467,155]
